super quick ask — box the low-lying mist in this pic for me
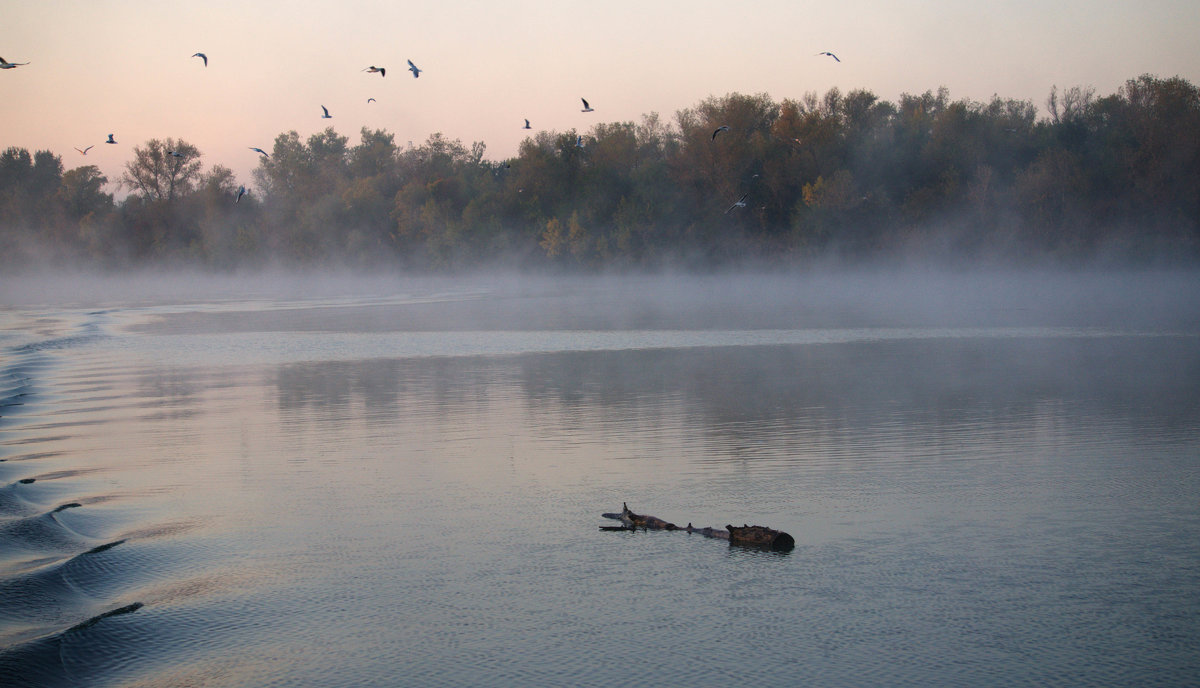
[3,267,1198,336]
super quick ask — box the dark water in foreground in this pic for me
[1,271,1198,687]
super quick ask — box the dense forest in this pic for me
[3,74,1198,270]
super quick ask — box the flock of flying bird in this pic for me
[3,49,841,210]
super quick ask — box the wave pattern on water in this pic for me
[0,314,160,687]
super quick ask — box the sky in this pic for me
[3,0,1199,196]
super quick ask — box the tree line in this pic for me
[3,73,1198,270]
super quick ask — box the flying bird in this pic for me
[712,125,730,141]
[0,57,30,69]
[523,119,531,130]
[816,51,840,62]
[581,98,594,113]
[367,98,376,103]
[167,150,184,158]
[725,194,748,214]
[407,59,421,78]
[74,145,93,155]
[236,185,247,204]
[250,147,269,157]
[364,65,385,77]
[105,134,117,144]
[321,105,332,119]
[192,52,207,67]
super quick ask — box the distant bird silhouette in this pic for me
[712,125,730,141]
[575,135,584,148]
[407,59,421,78]
[364,65,385,77]
[725,194,748,214]
[249,147,269,157]
[0,57,30,69]
[167,150,184,158]
[321,105,332,119]
[105,134,117,144]
[367,98,376,103]
[581,98,594,113]
[523,119,531,129]
[74,145,93,155]
[236,185,247,204]
[816,51,840,62]
[192,52,207,67]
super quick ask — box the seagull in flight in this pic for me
[321,105,332,119]
[249,147,269,157]
[105,134,117,144]
[712,125,730,141]
[364,65,385,77]
[168,150,184,158]
[236,185,247,204]
[367,98,376,103]
[0,57,30,69]
[581,98,594,113]
[192,52,207,67]
[407,59,421,78]
[725,194,748,214]
[74,145,93,155]
[523,119,531,130]
[816,51,840,62]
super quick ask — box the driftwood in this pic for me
[600,502,795,551]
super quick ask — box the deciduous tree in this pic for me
[121,138,202,202]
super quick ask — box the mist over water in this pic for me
[1,269,1198,686]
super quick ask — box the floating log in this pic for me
[726,524,795,550]
[600,502,794,551]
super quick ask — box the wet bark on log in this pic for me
[600,503,794,551]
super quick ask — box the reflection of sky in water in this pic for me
[2,276,1200,686]
[92,325,1184,367]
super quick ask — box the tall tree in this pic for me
[121,138,202,201]
[58,165,112,220]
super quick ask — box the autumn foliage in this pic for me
[3,74,1198,269]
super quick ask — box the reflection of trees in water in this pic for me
[275,360,399,412]
[267,336,1199,448]
[136,367,202,405]
[273,358,503,419]
[515,338,1200,448]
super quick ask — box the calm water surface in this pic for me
[1,271,1198,686]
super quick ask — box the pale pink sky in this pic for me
[4,0,1198,195]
